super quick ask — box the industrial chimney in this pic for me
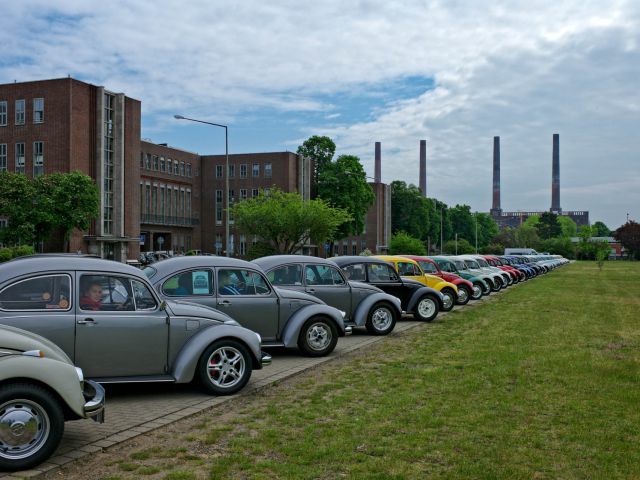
[374,142,381,183]
[490,136,502,217]
[419,140,427,197]
[551,133,561,214]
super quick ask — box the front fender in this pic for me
[407,286,444,312]
[281,304,346,349]
[171,324,263,383]
[351,293,402,326]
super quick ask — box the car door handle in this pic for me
[217,301,231,307]
[306,288,316,293]
[77,318,97,325]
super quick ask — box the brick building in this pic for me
[1,77,388,259]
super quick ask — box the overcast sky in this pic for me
[2,0,638,229]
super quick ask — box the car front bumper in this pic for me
[261,351,273,367]
[83,379,106,423]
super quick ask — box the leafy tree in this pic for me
[536,212,562,239]
[614,221,640,260]
[443,238,474,254]
[0,172,36,245]
[592,221,611,237]
[390,181,430,240]
[389,232,426,255]
[523,215,540,228]
[514,224,540,248]
[493,227,517,248]
[480,243,505,255]
[537,237,575,259]
[317,154,374,240]
[297,136,336,198]
[232,189,351,254]
[557,215,577,238]
[448,204,475,245]
[595,241,610,270]
[475,213,499,249]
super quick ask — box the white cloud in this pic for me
[1,0,638,227]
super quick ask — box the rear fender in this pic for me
[281,304,346,348]
[351,293,402,326]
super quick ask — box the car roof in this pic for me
[0,254,142,280]
[253,255,339,271]
[375,255,419,265]
[145,255,267,280]
[331,256,393,267]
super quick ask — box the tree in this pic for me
[536,212,562,239]
[448,204,475,245]
[493,227,517,249]
[592,221,611,237]
[537,237,575,259]
[0,172,36,245]
[297,136,336,198]
[514,224,540,248]
[390,181,431,240]
[317,154,375,240]
[475,212,499,249]
[443,238,474,254]
[389,232,426,255]
[614,221,640,260]
[232,189,351,254]
[557,215,577,238]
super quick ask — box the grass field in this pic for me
[66,261,640,479]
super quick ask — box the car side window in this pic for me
[218,269,271,296]
[0,275,71,311]
[330,267,346,285]
[397,262,415,276]
[305,265,344,286]
[420,262,438,274]
[162,269,213,296]
[367,264,398,282]
[268,265,302,286]
[344,264,365,281]
[131,280,158,310]
[80,275,134,311]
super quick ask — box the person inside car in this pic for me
[80,280,104,311]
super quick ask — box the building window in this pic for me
[240,164,247,178]
[144,153,151,169]
[240,189,247,200]
[180,189,185,220]
[264,162,272,178]
[216,165,223,178]
[180,161,185,176]
[152,185,158,218]
[252,188,259,198]
[152,155,158,171]
[15,100,25,125]
[33,98,44,123]
[174,160,179,175]
[166,187,172,221]
[160,186,166,222]
[160,157,166,173]
[216,190,223,225]
[228,190,235,223]
[186,190,191,221]
[145,184,151,219]
[240,235,247,256]
[215,234,222,255]
[33,141,44,177]
[252,163,260,177]
[0,101,7,126]
[352,241,357,256]
[15,143,25,174]
[343,244,348,256]
[228,164,235,178]
[174,188,179,222]
[187,163,192,177]
[103,93,115,235]
[0,144,6,171]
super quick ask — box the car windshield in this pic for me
[441,261,457,273]
[477,259,490,267]
[465,260,480,269]
[453,260,468,271]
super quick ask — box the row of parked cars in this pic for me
[0,252,567,470]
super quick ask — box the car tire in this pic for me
[0,383,64,472]
[197,340,252,396]
[471,283,484,300]
[365,303,397,336]
[413,294,439,322]
[455,285,471,305]
[298,317,338,357]
[492,279,502,292]
[440,288,457,312]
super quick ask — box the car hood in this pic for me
[0,324,72,365]
[349,281,382,293]
[164,300,239,325]
[274,287,325,304]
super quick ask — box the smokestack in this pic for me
[419,140,427,197]
[374,141,381,183]
[490,136,501,216]
[551,133,561,213]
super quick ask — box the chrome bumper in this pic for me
[344,325,353,336]
[83,379,106,423]
[261,351,272,367]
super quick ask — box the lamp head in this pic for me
[174,114,185,120]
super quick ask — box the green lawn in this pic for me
[98,261,640,479]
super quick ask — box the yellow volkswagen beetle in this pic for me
[374,256,459,311]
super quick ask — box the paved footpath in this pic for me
[1,297,497,479]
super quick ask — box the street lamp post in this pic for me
[174,115,230,257]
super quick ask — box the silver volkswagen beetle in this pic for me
[143,257,351,357]
[254,255,402,336]
[0,255,270,396]
[1,324,105,471]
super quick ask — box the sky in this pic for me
[1,0,638,229]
